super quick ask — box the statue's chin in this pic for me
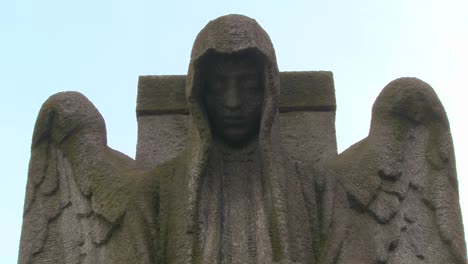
[218,128,259,148]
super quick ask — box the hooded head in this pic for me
[172,15,314,263]
[186,14,280,150]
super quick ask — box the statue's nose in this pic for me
[225,79,241,109]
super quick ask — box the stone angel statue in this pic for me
[18,14,466,264]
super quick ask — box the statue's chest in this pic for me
[198,154,273,264]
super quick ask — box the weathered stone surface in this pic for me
[328,77,466,263]
[136,71,336,116]
[136,71,337,169]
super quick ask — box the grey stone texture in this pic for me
[19,14,466,264]
[327,78,467,263]
[136,71,337,169]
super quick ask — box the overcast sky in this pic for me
[1,0,467,262]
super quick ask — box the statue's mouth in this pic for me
[223,116,247,125]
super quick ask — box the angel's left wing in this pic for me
[324,78,466,264]
[19,92,157,264]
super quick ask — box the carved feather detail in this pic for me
[19,92,134,264]
[328,78,466,263]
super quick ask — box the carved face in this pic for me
[201,53,264,147]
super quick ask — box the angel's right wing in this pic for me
[323,78,466,264]
[19,92,155,264]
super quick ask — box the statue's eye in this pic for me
[242,74,260,92]
[206,76,225,95]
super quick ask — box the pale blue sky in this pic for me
[1,0,467,262]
